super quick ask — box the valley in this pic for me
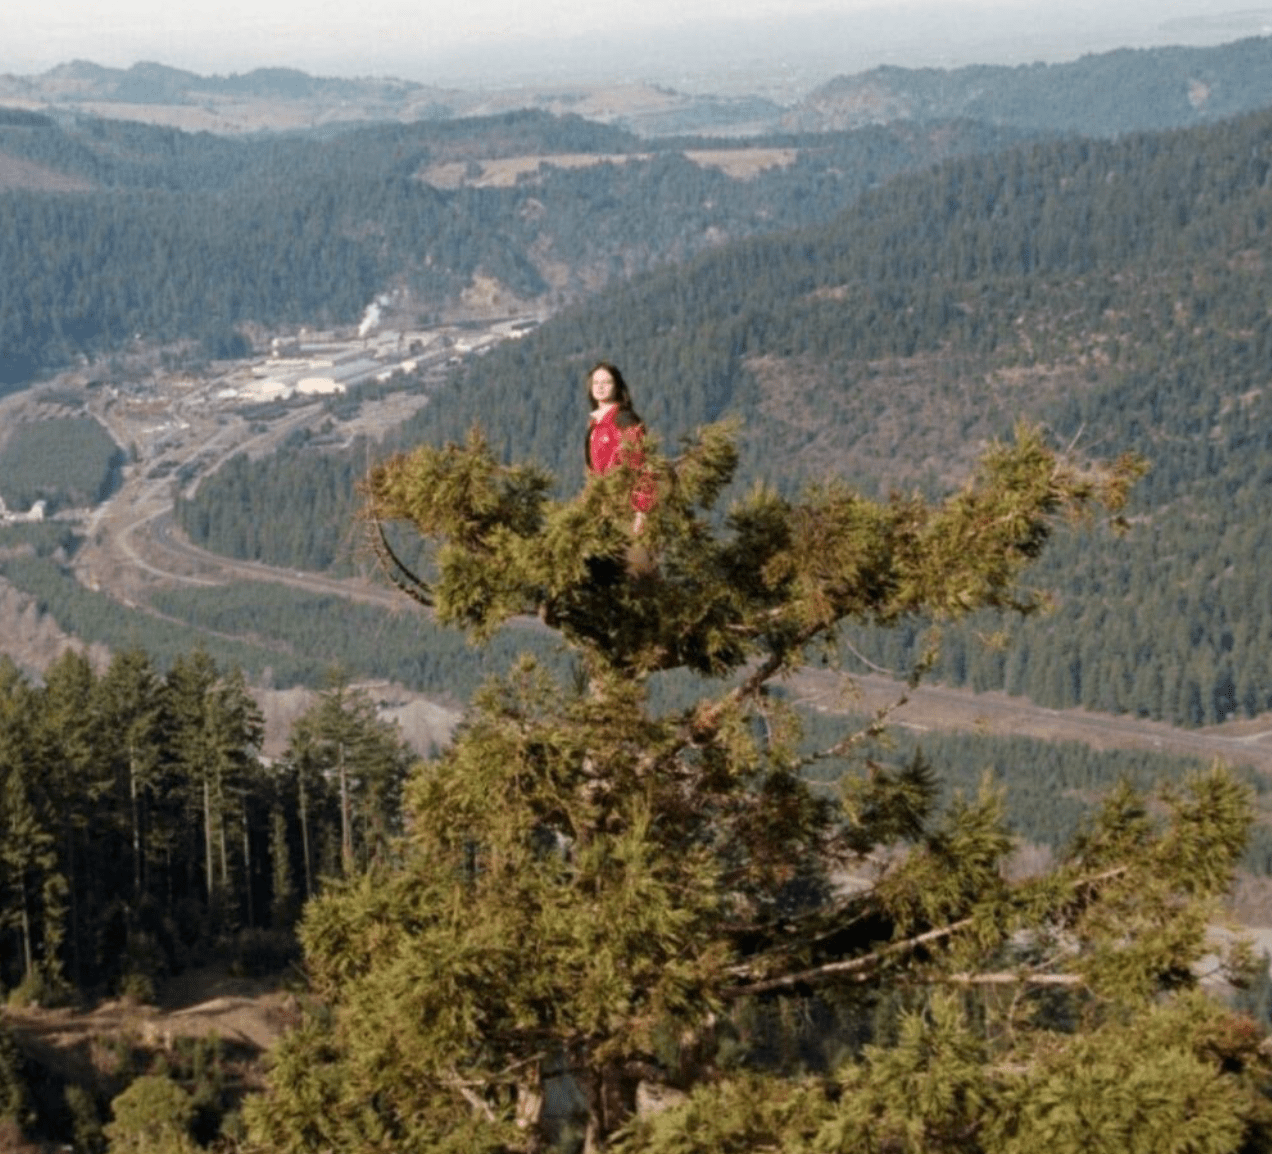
[7,311,1271,783]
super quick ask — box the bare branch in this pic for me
[367,518,433,607]
[840,634,899,677]
[446,1073,497,1123]
[496,1051,550,1080]
[789,690,911,773]
[724,864,1131,999]
[936,972,1084,987]
[725,917,975,997]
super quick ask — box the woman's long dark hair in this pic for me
[587,361,639,419]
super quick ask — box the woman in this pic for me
[585,361,656,533]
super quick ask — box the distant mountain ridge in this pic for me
[4,34,1272,138]
[35,59,422,105]
[789,35,1272,135]
[0,60,783,138]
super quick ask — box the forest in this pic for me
[0,107,1025,387]
[4,633,1258,1009]
[175,103,1272,729]
[9,604,1272,1151]
[0,644,416,1002]
[9,421,1272,1149]
[0,415,124,512]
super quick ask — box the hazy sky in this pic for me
[4,0,1268,91]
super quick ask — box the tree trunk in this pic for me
[338,740,352,874]
[19,874,32,978]
[65,823,80,988]
[577,1054,639,1154]
[514,1068,545,1150]
[218,787,230,904]
[299,772,312,900]
[129,740,142,897]
[204,778,214,905]
[242,800,254,928]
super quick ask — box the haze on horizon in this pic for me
[5,0,1272,97]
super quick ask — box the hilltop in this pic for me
[789,35,1272,134]
[0,59,783,138]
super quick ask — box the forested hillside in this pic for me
[0,109,1023,386]
[0,524,562,699]
[181,105,1272,728]
[9,485,1272,1152]
[3,636,1256,1012]
[11,42,1272,1154]
[791,35,1272,134]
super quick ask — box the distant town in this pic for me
[0,310,541,607]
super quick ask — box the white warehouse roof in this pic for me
[296,377,346,395]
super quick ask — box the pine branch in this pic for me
[688,623,825,742]
[789,689,911,773]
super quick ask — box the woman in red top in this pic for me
[586,361,656,533]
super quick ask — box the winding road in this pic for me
[106,492,1272,777]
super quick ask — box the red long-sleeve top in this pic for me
[586,405,656,513]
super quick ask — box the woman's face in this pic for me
[590,368,617,405]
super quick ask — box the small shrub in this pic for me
[174,1036,229,1146]
[103,1075,196,1154]
[7,967,71,1010]
[117,972,155,1006]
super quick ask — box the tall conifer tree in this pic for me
[246,424,1265,1153]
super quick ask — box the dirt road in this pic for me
[791,668,1272,774]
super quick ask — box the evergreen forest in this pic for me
[9,411,1272,1152]
[0,415,124,512]
[0,645,414,1002]
[0,108,1025,387]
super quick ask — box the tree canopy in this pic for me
[239,422,1270,1154]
